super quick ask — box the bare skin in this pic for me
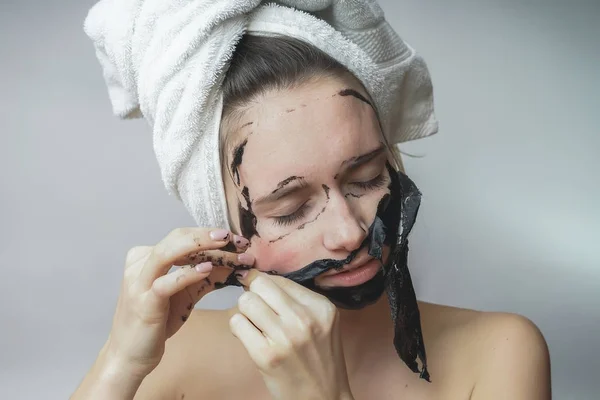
[71,76,551,400]
[135,299,550,400]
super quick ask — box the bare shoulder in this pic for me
[135,308,258,400]
[418,301,551,399]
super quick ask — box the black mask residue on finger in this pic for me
[218,163,430,381]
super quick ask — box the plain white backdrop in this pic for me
[1,0,598,399]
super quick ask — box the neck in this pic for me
[338,293,393,369]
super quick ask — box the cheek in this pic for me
[348,188,389,227]
[247,239,302,274]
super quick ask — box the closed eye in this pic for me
[351,174,387,190]
[272,202,310,227]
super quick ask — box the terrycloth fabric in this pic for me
[84,0,438,230]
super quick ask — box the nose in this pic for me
[322,193,368,253]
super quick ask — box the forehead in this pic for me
[231,80,382,194]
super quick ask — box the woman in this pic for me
[74,7,551,400]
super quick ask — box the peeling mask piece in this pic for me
[221,163,429,381]
[238,186,258,239]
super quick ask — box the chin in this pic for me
[315,268,386,310]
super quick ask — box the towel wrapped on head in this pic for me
[83,0,437,229]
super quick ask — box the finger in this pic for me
[239,270,332,319]
[206,234,250,253]
[219,234,250,253]
[264,274,338,332]
[238,270,299,318]
[167,277,213,326]
[237,291,286,343]
[173,249,255,269]
[231,234,250,251]
[167,264,233,314]
[125,246,153,268]
[229,313,270,362]
[151,262,214,298]
[139,227,234,288]
[123,247,153,284]
[264,273,329,308]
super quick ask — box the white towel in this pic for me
[84,0,438,229]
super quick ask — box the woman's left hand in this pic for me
[230,270,355,400]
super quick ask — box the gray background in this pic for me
[1,0,598,399]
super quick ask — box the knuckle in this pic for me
[293,314,316,340]
[238,291,253,303]
[278,335,294,351]
[126,282,145,304]
[168,227,190,239]
[150,241,169,262]
[123,265,139,283]
[152,242,181,265]
[125,247,138,265]
[158,228,190,254]
[228,314,241,329]
[327,302,339,317]
[319,298,338,319]
[259,348,285,370]
[287,330,309,348]
[321,315,337,335]
[323,307,338,328]
[130,291,145,308]
[150,278,162,295]
[249,275,269,292]
[174,268,189,285]
[125,246,151,266]
[150,277,169,297]
[237,291,256,311]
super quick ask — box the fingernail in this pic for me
[237,253,255,265]
[195,262,213,273]
[233,235,250,249]
[209,229,230,241]
[236,270,249,280]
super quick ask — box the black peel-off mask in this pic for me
[220,163,430,381]
[284,163,429,381]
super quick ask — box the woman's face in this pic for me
[223,75,391,288]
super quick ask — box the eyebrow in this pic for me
[252,146,385,208]
[338,88,374,109]
[339,144,386,171]
[253,176,308,208]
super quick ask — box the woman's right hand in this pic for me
[104,227,253,378]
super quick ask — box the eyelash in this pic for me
[351,173,387,190]
[272,174,386,227]
[273,203,309,227]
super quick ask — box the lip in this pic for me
[315,257,381,288]
[322,252,374,277]
[315,250,381,289]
